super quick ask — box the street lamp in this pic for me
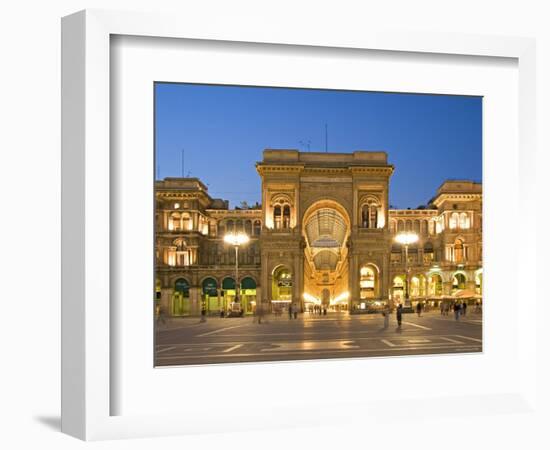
[224,231,250,307]
[394,232,419,308]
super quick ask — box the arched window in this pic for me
[253,220,261,236]
[283,205,291,228]
[454,238,464,263]
[218,221,225,236]
[236,220,243,232]
[359,266,377,299]
[405,220,412,231]
[226,220,234,233]
[181,212,191,231]
[459,212,470,229]
[397,220,404,232]
[244,219,252,235]
[273,205,282,229]
[361,198,379,228]
[390,219,397,234]
[421,220,428,235]
[414,220,420,234]
[424,241,434,263]
[452,273,467,291]
[429,274,443,296]
[168,212,181,231]
[173,238,190,266]
[449,212,459,229]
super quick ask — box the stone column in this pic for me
[381,253,389,301]
[217,288,222,312]
[443,281,452,296]
[162,288,173,316]
[255,286,262,311]
[349,253,359,310]
[293,252,304,311]
[261,252,270,302]
[189,287,200,316]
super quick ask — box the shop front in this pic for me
[202,277,220,314]
[240,277,257,315]
[172,278,190,316]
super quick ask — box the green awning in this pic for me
[175,278,190,294]
[222,277,235,290]
[241,277,257,290]
[202,277,218,296]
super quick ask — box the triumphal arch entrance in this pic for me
[256,149,394,312]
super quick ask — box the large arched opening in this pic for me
[452,272,467,294]
[301,200,351,312]
[428,273,443,297]
[272,265,293,314]
[392,275,406,305]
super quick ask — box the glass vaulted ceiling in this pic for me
[305,208,348,271]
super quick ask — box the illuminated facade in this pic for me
[155,150,482,316]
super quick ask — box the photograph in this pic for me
[153,83,483,366]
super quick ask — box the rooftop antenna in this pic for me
[181,148,189,178]
[325,123,328,152]
[299,139,311,152]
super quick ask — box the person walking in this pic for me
[396,304,403,328]
[416,302,422,317]
[156,303,167,326]
[200,305,207,323]
[288,303,293,320]
[440,301,444,316]
[462,301,467,316]
[453,302,460,321]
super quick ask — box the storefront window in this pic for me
[202,277,219,313]
[172,278,190,316]
[359,266,376,299]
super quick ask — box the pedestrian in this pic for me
[256,302,264,324]
[440,301,444,316]
[156,303,167,326]
[396,304,403,327]
[294,306,298,319]
[416,302,422,317]
[200,305,207,322]
[453,302,460,321]
[462,301,467,316]
[288,303,293,320]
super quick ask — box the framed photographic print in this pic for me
[152,83,484,368]
[62,9,538,441]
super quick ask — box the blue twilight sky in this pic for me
[155,83,482,209]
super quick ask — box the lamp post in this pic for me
[224,232,250,308]
[394,232,419,308]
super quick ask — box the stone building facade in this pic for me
[155,150,482,316]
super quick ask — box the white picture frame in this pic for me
[61,9,538,441]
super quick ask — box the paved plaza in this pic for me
[155,310,482,366]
